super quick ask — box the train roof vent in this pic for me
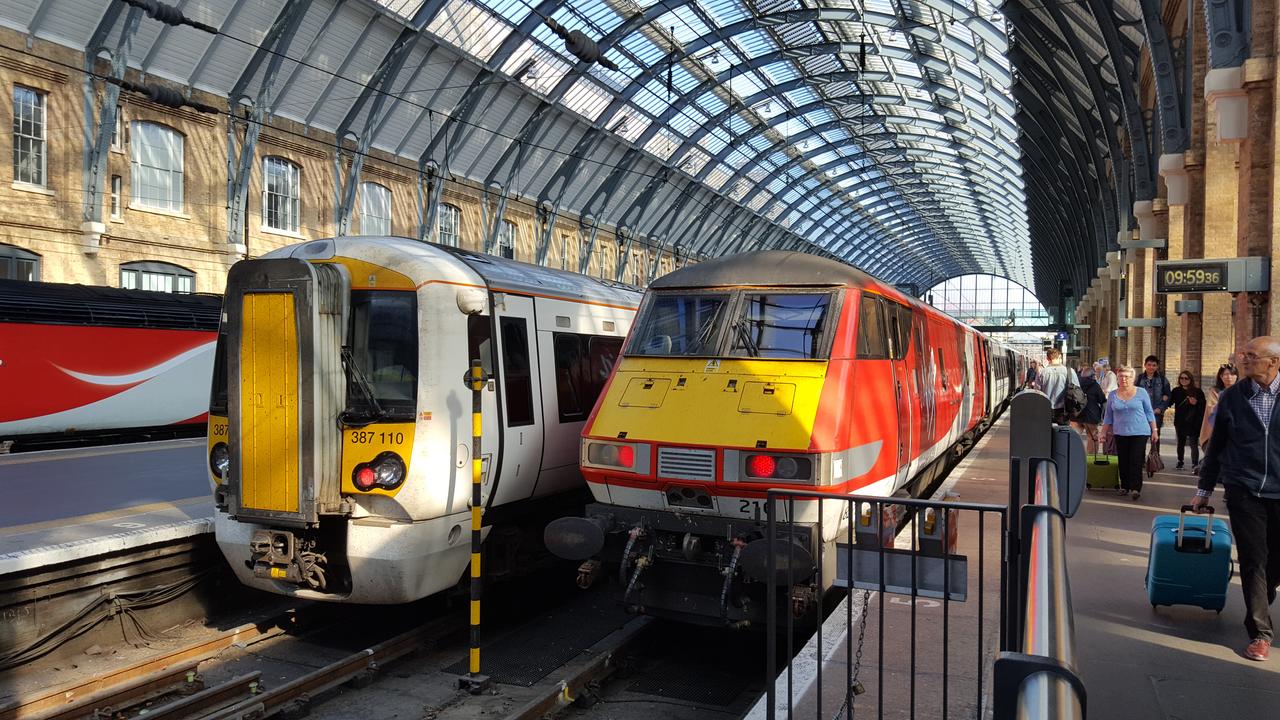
[0,280,222,330]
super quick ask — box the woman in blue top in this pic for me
[1102,365,1159,500]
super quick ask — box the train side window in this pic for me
[553,333,623,423]
[499,317,534,426]
[937,349,948,389]
[886,303,911,360]
[554,333,587,422]
[855,295,889,359]
[466,315,494,377]
[210,330,228,414]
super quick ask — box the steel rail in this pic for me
[199,613,461,720]
[2,616,290,720]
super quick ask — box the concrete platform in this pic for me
[749,417,1280,719]
[0,439,212,576]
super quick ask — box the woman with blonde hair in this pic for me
[1102,365,1158,500]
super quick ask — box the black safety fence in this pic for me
[760,392,1087,720]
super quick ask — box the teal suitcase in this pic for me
[1147,506,1233,611]
[1086,453,1120,489]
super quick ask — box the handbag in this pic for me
[1146,439,1165,477]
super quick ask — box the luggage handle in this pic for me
[1177,505,1215,552]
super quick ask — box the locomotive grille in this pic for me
[657,447,716,481]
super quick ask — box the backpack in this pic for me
[1064,382,1087,419]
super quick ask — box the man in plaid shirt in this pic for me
[1194,336,1280,661]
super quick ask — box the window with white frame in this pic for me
[359,182,391,235]
[130,122,184,211]
[111,109,123,150]
[438,204,461,246]
[263,157,300,233]
[496,219,516,259]
[110,175,122,219]
[0,244,39,281]
[120,261,194,293]
[12,86,46,187]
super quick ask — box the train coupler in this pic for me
[249,530,329,590]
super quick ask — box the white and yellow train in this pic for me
[207,236,639,603]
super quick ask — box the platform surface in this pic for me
[750,417,1280,719]
[0,439,213,574]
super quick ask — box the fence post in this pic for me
[1005,391,1052,650]
[459,359,491,693]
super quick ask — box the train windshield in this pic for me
[346,291,417,419]
[627,293,729,356]
[729,293,832,359]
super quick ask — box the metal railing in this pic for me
[757,391,1087,720]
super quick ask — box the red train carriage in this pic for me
[546,251,1019,625]
[0,279,221,451]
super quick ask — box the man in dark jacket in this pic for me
[1137,355,1172,434]
[1193,336,1280,661]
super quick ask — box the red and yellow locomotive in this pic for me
[545,251,1020,624]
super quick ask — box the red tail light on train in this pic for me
[744,453,814,482]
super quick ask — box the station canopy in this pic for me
[12,0,1056,294]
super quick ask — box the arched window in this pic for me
[130,122,184,211]
[0,244,40,281]
[263,157,301,233]
[438,204,461,246]
[120,261,195,293]
[359,182,391,235]
[496,219,516,259]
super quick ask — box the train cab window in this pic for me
[887,304,911,360]
[729,293,831,359]
[855,295,889,360]
[466,315,494,377]
[554,333,623,422]
[210,329,228,415]
[347,291,418,418]
[499,317,534,426]
[628,293,728,356]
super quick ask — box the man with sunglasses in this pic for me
[1194,336,1280,661]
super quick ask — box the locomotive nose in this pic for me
[544,516,613,560]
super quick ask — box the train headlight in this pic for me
[352,451,407,491]
[209,443,230,480]
[744,454,813,483]
[585,441,639,471]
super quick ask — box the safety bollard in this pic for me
[459,359,491,693]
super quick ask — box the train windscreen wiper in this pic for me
[340,346,387,426]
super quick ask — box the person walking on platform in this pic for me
[1025,360,1039,390]
[1137,355,1172,436]
[1097,359,1118,396]
[1074,365,1108,454]
[1036,347,1080,424]
[1193,338,1280,662]
[1102,365,1158,501]
[1171,371,1206,470]
[1200,363,1239,454]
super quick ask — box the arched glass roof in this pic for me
[8,0,1143,300]
[407,0,1031,287]
[925,272,1053,346]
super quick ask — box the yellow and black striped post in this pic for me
[460,359,490,693]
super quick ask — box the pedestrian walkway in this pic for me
[1068,444,1280,719]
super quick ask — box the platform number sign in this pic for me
[1155,262,1229,293]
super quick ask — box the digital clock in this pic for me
[1155,262,1229,293]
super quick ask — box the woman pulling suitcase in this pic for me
[1102,365,1159,500]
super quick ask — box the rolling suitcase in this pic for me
[1146,506,1233,611]
[1086,453,1120,489]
